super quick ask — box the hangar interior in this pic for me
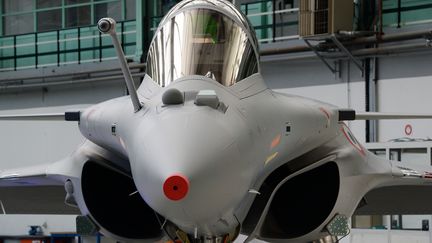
[1,0,432,242]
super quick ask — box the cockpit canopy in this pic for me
[146,0,260,87]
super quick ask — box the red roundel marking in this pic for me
[319,107,330,120]
[163,174,189,201]
[341,123,366,157]
[405,124,413,136]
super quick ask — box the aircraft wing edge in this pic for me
[0,163,63,187]
[0,153,83,187]
[0,111,81,121]
[338,109,432,121]
[356,157,432,215]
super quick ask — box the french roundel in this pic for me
[341,123,366,156]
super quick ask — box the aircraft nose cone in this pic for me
[129,108,255,233]
[163,174,189,201]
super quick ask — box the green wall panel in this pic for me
[383,0,432,27]
[0,0,139,70]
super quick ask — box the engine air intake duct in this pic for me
[261,162,340,239]
[81,161,162,239]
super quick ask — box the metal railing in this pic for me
[366,140,432,165]
[0,20,137,72]
[3,2,431,73]
[242,0,299,43]
[382,2,432,28]
[240,0,432,42]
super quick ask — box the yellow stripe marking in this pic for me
[265,152,279,165]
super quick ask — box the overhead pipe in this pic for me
[0,73,146,91]
[0,63,146,83]
[260,29,432,56]
[260,45,310,56]
[378,0,383,38]
[330,29,432,47]
[321,42,432,59]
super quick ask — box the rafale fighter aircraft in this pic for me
[2,0,432,242]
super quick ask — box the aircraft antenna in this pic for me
[97,18,142,112]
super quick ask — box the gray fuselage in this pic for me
[77,73,365,239]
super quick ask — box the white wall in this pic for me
[377,54,432,142]
[0,81,126,169]
[0,72,127,237]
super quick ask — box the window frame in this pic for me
[1,0,132,36]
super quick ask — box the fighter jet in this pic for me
[2,0,432,242]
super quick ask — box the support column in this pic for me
[261,2,268,40]
[0,2,3,36]
[61,0,66,28]
[387,215,392,243]
[365,58,378,142]
[0,1,3,67]
[121,0,126,20]
[33,0,37,32]
[135,0,152,63]
[429,215,432,243]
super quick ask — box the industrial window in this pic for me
[125,0,136,20]
[2,0,34,35]
[0,0,144,71]
[277,0,295,10]
[36,0,61,9]
[94,1,122,24]
[3,0,33,13]
[37,9,62,32]
[0,0,135,36]
[66,6,91,28]
[3,13,34,35]
[241,0,299,43]
[66,0,91,5]
[382,0,432,28]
